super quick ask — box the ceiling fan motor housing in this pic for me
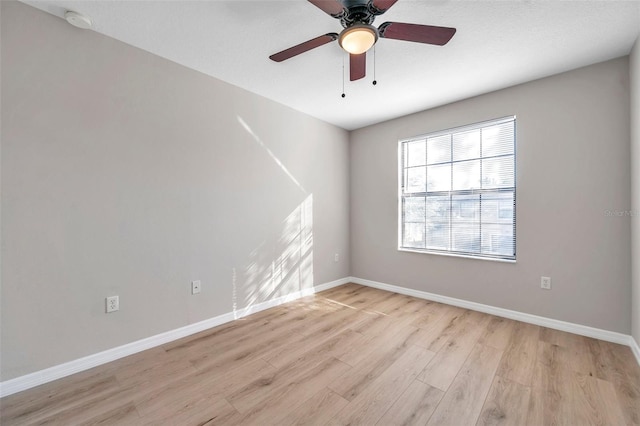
[340,0,394,27]
[340,4,376,27]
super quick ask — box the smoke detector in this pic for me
[64,11,92,29]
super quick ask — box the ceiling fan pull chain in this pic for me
[341,54,346,98]
[372,45,377,86]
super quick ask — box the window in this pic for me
[399,116,516,261]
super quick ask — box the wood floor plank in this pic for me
[319,284,369,304]
[362,291,410,314]
[227,351,349,415]
[477,375,531,426]
[375,380,443,426]
[337,321,420,368]
[329,328,428,401]
[141,396,239,426]
[133,373,210,418]
[280,388,349,426]
[348,307,417,340]
[296,302,373,338]
[322,285,392,310]
[78,403,141,426]
[94,346,170,376]
[197,357,277,400]
[27,387,140,426]
[418,312,491,391]
[427,344,503,426]
[114,352,197,391]
[392,295,435,315]
[408,303,448,330]
[228,357,351,425]
[478,317,517,350]
[346,307,390,335]
[495,321,539,386]
[130,357,271,419]
[186,318,306,374]
[410,305,470,352]
[327,345,435,426]
[570,372,628,426]
[263,328,366,370]
[528,339,632,426]
[317,283,362,298]
[162,304,308,354]
[0,373,121,425]
[368,292,434,318]
[588,340,640,425]
[538,327,598,376]
[527,341,574,426]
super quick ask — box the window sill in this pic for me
[398,247,517,263]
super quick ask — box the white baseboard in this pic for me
[0,277,349,398]
[630,337,640,366]
[350,276,640,365]
[313,278,351,293]
[232,277,348,318]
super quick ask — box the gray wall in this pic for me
[0,1,350,380]
[632,37,640,346]
[350,57,631,334]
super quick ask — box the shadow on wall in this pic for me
[233,117,313,317]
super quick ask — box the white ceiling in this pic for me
[22,0,640,130]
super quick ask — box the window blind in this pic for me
[399,116,516,260]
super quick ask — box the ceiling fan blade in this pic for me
[308,0,346,17]
[370,0,398,14]
[378,22,456,46]
[350,53,366,81]
[269,33,339,62]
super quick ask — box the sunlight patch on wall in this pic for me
[233,115,314,317]
[237,116,306,193]
[233,195,313,316]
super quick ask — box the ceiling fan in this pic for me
[269,0,456,81]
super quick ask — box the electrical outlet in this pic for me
[334,253,339,263]
[192,280,201,295]
[541,276,552,290]
[106,296,119,313]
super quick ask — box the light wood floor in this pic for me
[2,283,639,425]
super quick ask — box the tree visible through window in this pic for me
[399,116,516,260]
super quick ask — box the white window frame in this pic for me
[397,116,516,262]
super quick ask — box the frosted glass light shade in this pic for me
[339,25,378,54]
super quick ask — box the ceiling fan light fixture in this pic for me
[339,24,378,54]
